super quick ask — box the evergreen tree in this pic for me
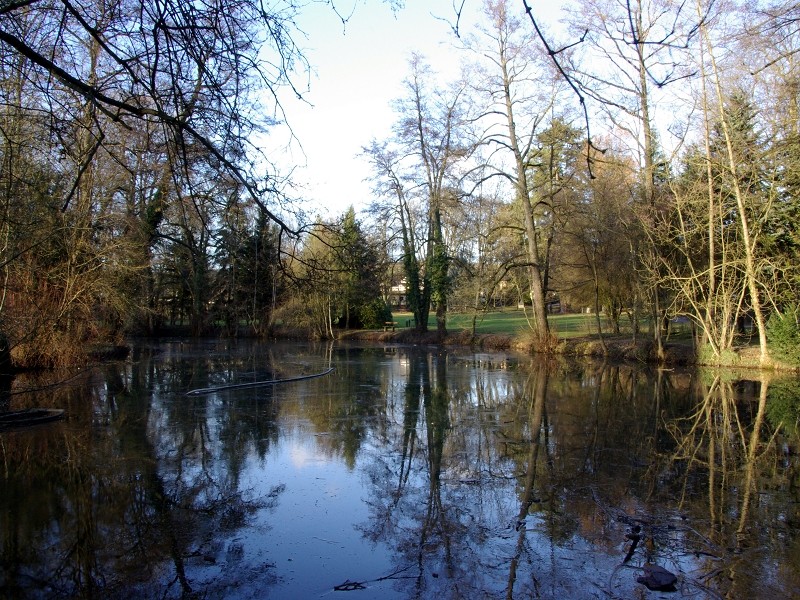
[335,208,390,330]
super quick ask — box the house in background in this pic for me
[387,280,408,310]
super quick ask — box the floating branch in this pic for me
[0,408,65,431]
[186,368,334,396]
[333,565,414,592]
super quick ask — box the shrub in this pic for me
[696,343,740,367]
[767,306,800,366]
[358,299,392,330]
[271,297,321,337]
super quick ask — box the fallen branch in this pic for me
[333,565,414,592]
[186,368,334,396]
[334,580,366,591]
[0,408,65,431]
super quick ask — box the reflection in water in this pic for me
[0,341,798,598]
[506,361,548,599]
[657,373,800,599]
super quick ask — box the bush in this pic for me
[358,299,393,330]
[767,306,800,366]
[271,297,326,338]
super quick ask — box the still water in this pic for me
[1,340,799,599]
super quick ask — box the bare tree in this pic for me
[464,0,565,340]
[364,139,430,331]
[0,0,313,363]
[695,1,774,364]
[562,0,703,357]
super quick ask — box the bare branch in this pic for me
[520,0,603,178]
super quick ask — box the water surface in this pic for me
[1,340,798,599]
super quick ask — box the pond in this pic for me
[1,340,799,599]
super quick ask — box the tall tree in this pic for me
[697,4,773,363]
[556,143,641,343]
[746,1,800,310]
[213,205,283,336]
[467,0,559,339]
[364,140,429,331]
[335,207,391,330]
[0,0,313,364]
[366,56,469,335]
[396,56,468,335]
[285,209,389,338]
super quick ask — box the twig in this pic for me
[2,368,92,397]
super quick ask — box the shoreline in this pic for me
[331,327,797,371]
[336,328,695,365]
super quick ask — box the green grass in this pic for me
[447,310,534,334]
[391,309,598,337]
[390,308,692,339]
[548,314,603,338]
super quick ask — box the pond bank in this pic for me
[330,327,800,371]
[334,327,698,366]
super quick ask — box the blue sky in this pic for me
[268,1,565,220]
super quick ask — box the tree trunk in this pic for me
[496,28,549,339]
[0,331,12,375]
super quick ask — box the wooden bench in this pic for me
[383,321,397,331]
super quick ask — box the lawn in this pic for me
[390,309,693,339]
[391,309,600,338]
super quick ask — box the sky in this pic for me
[266,0,566,221]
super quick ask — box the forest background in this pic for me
[0,0,798,370]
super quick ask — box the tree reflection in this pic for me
[0,346,286,598]
[3,343,799,598]
[361,352,574,598]
[362,349,490,597]
[506,360,548,599]
[654,372,800,597]
[359,354,800,598]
